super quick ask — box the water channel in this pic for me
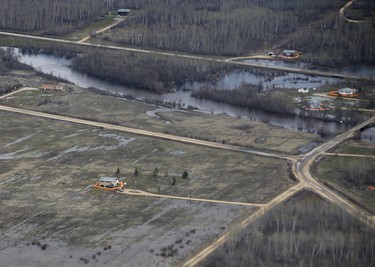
[10,48,375,137]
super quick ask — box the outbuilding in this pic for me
[117,9,131,16]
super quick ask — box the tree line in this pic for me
[72,49,225,93]
[202,191,375,267]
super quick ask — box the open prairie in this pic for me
[0,109,295,266]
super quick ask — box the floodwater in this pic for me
[361,127,375,143]
[11,48,367,135]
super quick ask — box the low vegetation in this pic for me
[202,191,375,267]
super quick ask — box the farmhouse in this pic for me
[282,50,297,57]
[327,87,359,98]
[337,87,358,96]
[98,177,120,187]
[117,9,131,16]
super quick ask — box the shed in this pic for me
[117,9,131,16]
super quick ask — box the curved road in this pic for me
[340,0,369,23]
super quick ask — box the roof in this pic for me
[117,9,131,13]
[283,50,296,54]
[99,177,118,182]
[338,87,357,94]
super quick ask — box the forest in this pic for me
[202,191,375,267]
[0,0,130,35]
[98,0,375,65]
[0,0,374,65]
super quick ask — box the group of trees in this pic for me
[0,47,26,72]
[192,84,296,116]
[72,50,225,93]
[203,191,375,266]
[338,157,375,187]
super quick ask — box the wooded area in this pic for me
[202,191,375,267]
[72,50,225,93]
[98,0,375,64]
[0,0,128,35]
[0,1,374,65]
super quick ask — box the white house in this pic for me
[98,177,119,187]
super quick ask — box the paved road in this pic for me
[0,31,373,81]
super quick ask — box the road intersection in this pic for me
[0,97,374,267]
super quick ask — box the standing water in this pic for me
[11,48,356,135]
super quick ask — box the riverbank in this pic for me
[0,83,319,154]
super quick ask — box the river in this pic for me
[12,48,372,136]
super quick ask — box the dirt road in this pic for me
[78,18,125,43]
[339,0,368,23]
[120,189,264,207]
[183,115,375,266]
[1,97,374,266]
[0,87,38,99]
[0,31,373,81]
[324,152,375,158]
[0,104,294,161]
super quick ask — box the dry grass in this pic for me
[0,110,294,266]
[0,87,319,154]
